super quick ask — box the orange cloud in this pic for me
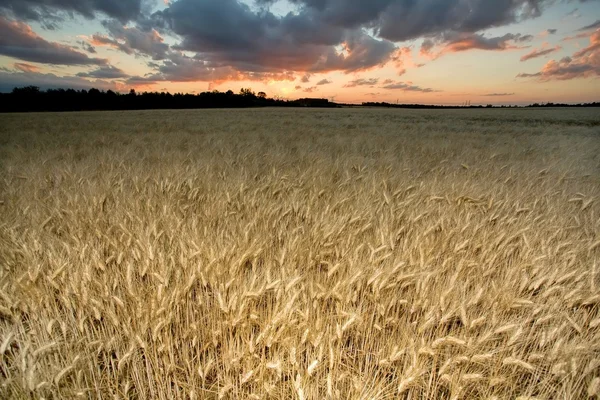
[418,33,531,60]
[0,16,107,65]
[391,46,413,74]
[562,31,594,41]
[14,62,40,72]
[520,45,561,61]
[573,29,600,57]
[518,29,600,80]
[443,33,529,53]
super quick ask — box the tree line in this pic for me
[0,86,337,112]
[1,86,597,112]
[362,101,600,109]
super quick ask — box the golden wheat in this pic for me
[0,107,599,399]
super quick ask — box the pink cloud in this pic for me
[13,62,40,72]
[520,45,561,61]
[518,29,600,80]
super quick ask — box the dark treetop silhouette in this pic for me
[0,86,337,112]
[1,86,598,112]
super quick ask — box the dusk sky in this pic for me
[0,0,599,105]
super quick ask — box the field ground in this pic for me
[0,108,599,399]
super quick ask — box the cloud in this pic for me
[381,80,437,92]
[564,8,581,20]
[92,34,131,53]
[546,28,557,35]
[13,62,39,72]
[0,0,143,26]
[0,16,107,65]
[0,70,124,92]
[578,20,600,31]
[77,40,97,53]
[55,0,581,84]
[417,31,533,59]
[378,1,544,42]
[155,0,398,75]
[420,39,435,57]
[390,45,413,73]
[343,78,379,88]
[309,31,397,73]
[274,0,549,43]
[316,78,332,85]
[300,74,311,83]
[94,19,169,60]
[442,32,531,53]
[520,45,561,61]
[483,92,515,96]
[184,0,596,47]
[573,30,600,57]
[303,86,317,93]
[517,29,600,80]
[148,0,572,79]
[562,30,595,41]
[76,65,129,79]
[127,51,297,84]
[4,0,598,88]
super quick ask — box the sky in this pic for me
[0,0,599,105]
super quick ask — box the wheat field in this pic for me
[0,108,599,399]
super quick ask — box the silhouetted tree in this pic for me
[240,88,255,97]
[12,86,40,95]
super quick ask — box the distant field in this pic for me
[1,108,599,399]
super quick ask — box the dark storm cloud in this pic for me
[140,0,598,82]
[257,0,546,42]
[377,1,543,42]
[0,0,144,25]
[148,0,397,77]
[126,52,297,84]
[92,19,169,60]
[0,16,107,65]
[259,0,559,42]
[309,31,397,72]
